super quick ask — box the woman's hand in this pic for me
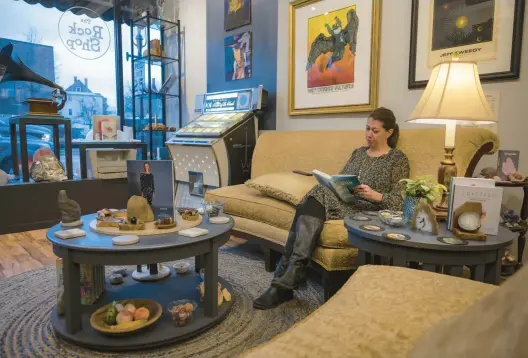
[355,184,383,202]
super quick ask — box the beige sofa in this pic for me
[242,264,528,358]
[205,128,499,299]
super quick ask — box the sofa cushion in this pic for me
[243,266,496,358]
[319,220,349,249]
[205,185,296,231]
[245,172,318,206]
[312,246,357,271]
[409,265,528,358]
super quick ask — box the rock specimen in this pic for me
[0,169,8,186]
[30,154,65,182]
[58,190,82,224]
[127,195,154,223]
[112,267,128,277]
[109,274,124,285]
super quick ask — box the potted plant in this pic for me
[399,175,446,222]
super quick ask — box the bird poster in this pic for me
[306,6,358,89]
[224,31,252,81]
[289,0,381,115]
[428,0,499,67]
[225,0,251,31]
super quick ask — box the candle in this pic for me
[445,121,456,148]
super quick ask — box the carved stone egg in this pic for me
[458,212,481,232]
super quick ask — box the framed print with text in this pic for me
[289,0,381,115]
[409,0,525,89]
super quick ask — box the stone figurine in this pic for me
[58,190,82,227]
[0,169,8,186]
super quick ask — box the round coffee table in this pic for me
[345,216,515,285]
[47,213,234,351]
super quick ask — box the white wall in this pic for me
[178,0,207,126]
[277,0,528,210]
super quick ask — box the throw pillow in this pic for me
[245,172,318,205]
[409,264,528,358]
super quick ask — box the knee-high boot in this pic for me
[271,198,325,291]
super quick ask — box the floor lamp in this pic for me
[407,60,497,211]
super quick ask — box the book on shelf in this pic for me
[447,177,503,235]
[312,170,361,203]
[56,260,104,306]
[496,150,520,181]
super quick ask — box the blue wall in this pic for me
[206,0,278,130]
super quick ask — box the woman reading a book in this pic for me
[254,107,410,309]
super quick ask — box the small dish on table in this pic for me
[167,300,197,327]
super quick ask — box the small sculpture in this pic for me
[502,209,522,229]
[127,195,154,223]
[452,201,487,240]
[479,167,497,179]
[58,190,82,227]
[30,154,66,182]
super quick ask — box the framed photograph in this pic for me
[92,115,120,141]
[225,0,251,31]
[289,0,381,115]
[224,31,252,81]
[409,0,525,89]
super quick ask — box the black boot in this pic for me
[271,213,325,291]
[253,286,294,309]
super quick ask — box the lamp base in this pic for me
[436,146,458,213]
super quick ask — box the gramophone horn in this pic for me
[0,43,67,110]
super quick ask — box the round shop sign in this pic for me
[58,6,111,60]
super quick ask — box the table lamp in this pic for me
[407,60,496,211]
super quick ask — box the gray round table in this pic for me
[47,213,234,351]
[345,216,515,285]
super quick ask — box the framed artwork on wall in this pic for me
[225,0,251,31]
[289,0,381,115]
[224,31,252,81]
[409,0,525,89]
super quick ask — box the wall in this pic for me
[206,0,278,130]
[178,0,208,126]
[276,0,528,209]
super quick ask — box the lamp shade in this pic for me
[408,61,496,125]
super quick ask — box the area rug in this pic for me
[0,247,323,357]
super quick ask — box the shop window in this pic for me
[0,0,118,142]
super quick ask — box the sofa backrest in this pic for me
[251,128,499,179]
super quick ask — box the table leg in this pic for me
[472,264,485,282]
[195,254,204,273]
[64,122,73,180]
[444,265,464,277]
[63,250,82,334]
[422,264,440,273]
[204,241,219,317]
[392,254,407,267]
[9,123,19,177]
[141,144,148,160]
[79,145,87,179]
[484,249,505,285]
[357,250,371,266]
[19,123,29,182]
[53,125,60,159]
[373,255,382,265]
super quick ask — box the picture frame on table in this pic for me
[289,0,381,115]
[409,0,525,89]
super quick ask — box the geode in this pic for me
[112,267,128,277]
[30,154,65,182]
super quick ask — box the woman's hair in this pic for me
[369,107,399,148]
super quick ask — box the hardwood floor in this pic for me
[0,229,248,280]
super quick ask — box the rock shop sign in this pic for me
[58,6,111,60]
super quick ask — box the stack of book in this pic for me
[447,177,503,235]
[56,259,105,305]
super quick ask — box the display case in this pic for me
[130,12,182,160]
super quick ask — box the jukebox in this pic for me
[166,86,267,196]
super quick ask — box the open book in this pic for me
[312,170,361,203]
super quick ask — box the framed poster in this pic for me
[225,0,251,31]
[289,0,381,115]
[225,31,252,81]
[409,0,525,89]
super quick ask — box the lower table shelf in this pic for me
[51,271,234,351]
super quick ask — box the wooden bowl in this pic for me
[155,222,177,229]
[90,299,162,335]
[119,222,145,231]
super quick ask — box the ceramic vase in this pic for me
[403,196,421,223]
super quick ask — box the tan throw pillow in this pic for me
[246,172,318,205]
[409,265,528,358]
